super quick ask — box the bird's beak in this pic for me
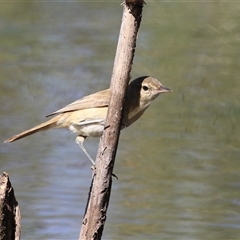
[159,86,172,93]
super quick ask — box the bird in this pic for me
[4,76,172,164]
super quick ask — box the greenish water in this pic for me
[1,2,240,239]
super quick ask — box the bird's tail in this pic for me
[4,116,59,143]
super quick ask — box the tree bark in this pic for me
[79,1,145,239]
[0,172,21,240]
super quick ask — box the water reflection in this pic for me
[0,2,240,240]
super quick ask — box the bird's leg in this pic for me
[75,136,117,179]
[75,136,95,165]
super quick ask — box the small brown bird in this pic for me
[5,76,172,164]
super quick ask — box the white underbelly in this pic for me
[68,120,105,137]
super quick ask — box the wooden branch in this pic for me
[0,172,21,240]
[79,1,145,239]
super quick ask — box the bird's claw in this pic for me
[112,173,118,180]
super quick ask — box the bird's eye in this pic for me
[142,85,148,91]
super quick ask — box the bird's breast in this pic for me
[124,104,150,127]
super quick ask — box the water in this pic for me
[0,2,240,239]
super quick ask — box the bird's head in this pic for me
[128,76,172,108]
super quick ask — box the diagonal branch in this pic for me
[79,1,145,239]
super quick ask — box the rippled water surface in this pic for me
[1,2,240,239]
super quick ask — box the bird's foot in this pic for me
[91,164,96,171]
[112,172,118,180]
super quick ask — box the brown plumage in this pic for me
[5,76,172,164]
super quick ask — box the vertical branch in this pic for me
[79,1,145,239]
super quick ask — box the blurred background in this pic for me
[1,1,240,239]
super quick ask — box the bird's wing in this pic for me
[46,89,110,117]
